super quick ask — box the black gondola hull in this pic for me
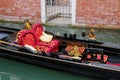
[0,26,120,80]
[0,46,119,80]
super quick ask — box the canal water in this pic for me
[0,57,94,80]
[0,22,120,80]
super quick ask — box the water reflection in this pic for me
[0,72,30,80]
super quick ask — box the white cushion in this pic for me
[24,44,38,53]
[39,32,53,42]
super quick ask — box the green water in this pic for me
[0,57,94,80]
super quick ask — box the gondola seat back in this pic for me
[83,48,108,63]
[17,23,59,53]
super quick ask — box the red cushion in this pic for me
[32,23,43,43]
[17,30,36,47]
[17,23,59,53]
[36,39,59,53]
[87,54,108,63]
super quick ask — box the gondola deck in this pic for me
[0,26,120,80]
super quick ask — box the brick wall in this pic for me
[0,0,41,22]
[58,0,70,5]
[76,0,120,28]
[0,0,120,28]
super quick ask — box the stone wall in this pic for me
[76,0,120,28]
[0,0,41,22]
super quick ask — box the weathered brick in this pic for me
[0,0,41,22]
[76,0,120,28]
[0,0,120,29]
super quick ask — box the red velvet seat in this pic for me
[17,23,59,53]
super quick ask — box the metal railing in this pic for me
[46,0,71,25]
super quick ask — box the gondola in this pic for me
[0,25,120,80]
